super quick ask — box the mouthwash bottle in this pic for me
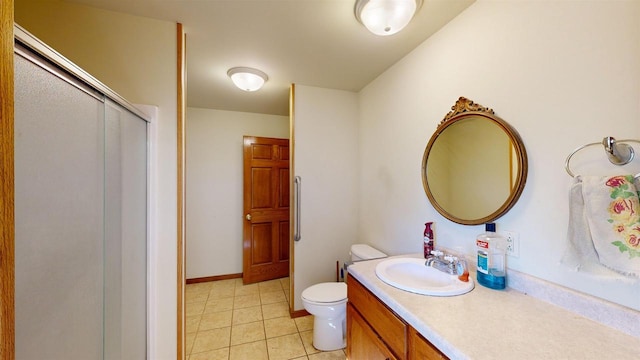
[476,223,506,290]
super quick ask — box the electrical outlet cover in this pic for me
[504,231,520,258]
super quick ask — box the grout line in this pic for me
[260,297,269,360]
[187,278,345,360]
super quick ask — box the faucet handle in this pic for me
[444,255,457,262]
[430,250,444,257]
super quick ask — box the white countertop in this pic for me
[348,254,640,360]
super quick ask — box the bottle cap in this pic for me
[485,223,496,232]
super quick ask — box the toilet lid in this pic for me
[351,244,387,260]
[301,282,347,303]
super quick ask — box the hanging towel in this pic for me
[563,175,640,278]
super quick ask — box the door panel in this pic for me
[251,223,273,265]
[243,136,290,284]
[279,168,290,207]
[279,221,290,261]
[252,168,273,208]
[347,304,397,360]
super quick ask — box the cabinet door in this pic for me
[408,327,448,360]
[347,304,397,360]
[348,275,407,358]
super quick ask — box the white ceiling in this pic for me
[67,0,474,115]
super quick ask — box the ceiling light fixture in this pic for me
[354,0,423,36]
[227,67,268,92]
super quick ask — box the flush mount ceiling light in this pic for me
[354,0,423,36]
[227,67,268,92]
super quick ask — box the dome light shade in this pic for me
[227,67,268,92]
[354,0,422,36]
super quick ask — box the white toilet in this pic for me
[301,244,386,351]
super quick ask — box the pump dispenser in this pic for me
[424,222,434,259]
[476,223,506,289]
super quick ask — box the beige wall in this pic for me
[292,85,359,311]
[15,1,178,357]
[185,107,289,279]
[358,0,640,310]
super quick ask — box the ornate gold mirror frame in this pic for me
[422,97,528,225]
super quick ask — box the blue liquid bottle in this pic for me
[476,223,506,290]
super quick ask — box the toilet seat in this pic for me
[301,282,347,304]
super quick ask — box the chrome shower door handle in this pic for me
[294,176,301,241]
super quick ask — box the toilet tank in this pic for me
[350,244,387,261]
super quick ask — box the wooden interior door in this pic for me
[242,136,290,284]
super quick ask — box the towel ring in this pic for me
[565,137,640,178]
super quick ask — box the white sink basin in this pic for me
[375,257,474,297]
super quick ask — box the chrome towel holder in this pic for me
[565,136,640,177]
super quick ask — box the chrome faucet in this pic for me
[425,250,459,275]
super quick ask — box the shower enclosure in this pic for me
[13,27,149,359]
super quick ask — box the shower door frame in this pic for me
[9,24,153,360]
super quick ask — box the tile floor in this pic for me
[186,277,347,360]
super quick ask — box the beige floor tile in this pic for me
[209,286,235,300]
[187,301,206,316]
[188,278,345,360]
[291,357,309,360]
[260,290,286,305]
[234,283,259,296]
[230,321,265,346]
[294,315,314,332]
[186,332,196,355]
[186,315,202,334]
[204,297,234,313]
[199,310,233,331]
[229,340,269,360]
[232,305,263,325]
[299,330,319,355]
[279,277,290,290]
[189,348,229,360]
[234,294,261,309]
[211,278,237,290]
[308,350,346,360]
[264,316,299,339]
[186,290,210,304]
[261,301,290,320]
[191,327,231,354]
[266,333,306,360]
[187,282,214,294]
[258,279,283,293]
[284,289,291,304]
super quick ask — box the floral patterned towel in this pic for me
[571,175,640,278]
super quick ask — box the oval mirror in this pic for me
[422,97,528,225]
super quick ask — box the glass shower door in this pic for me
[104,99,148,360]
[14,44,149,359]
[14,52,105,360]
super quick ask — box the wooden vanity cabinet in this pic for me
[347,276,449,360]
[408,327,448,360]
[347,304,398,360]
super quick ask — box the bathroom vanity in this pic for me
[346,254,640,360]
[347,275,446,359]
